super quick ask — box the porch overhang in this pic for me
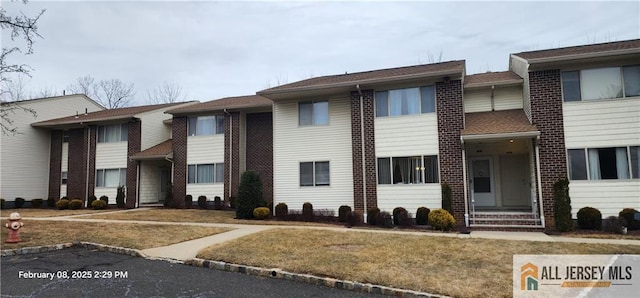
[461,131,540,143]
[130,139,173,161]
[461,109,539,142]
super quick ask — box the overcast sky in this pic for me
[3,0,639,106]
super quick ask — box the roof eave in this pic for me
[464,79,523,89]
[258,69,464,99]
[167,103,272,116]
[461,130,540,142]
[516,48,640,64]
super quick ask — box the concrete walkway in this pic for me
[3,210,640,262]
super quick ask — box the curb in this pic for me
[2,244,447,297]
[186,258,447,298]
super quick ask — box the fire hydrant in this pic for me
[5,212,24,243]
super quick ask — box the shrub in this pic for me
[14,197,25,208]
[429,209,456,231]
[69,199,83,210]
[99,195,109,205]
[116,186,125,208]
[393,207,410,226]
[338,205,352,222]
[164,183,172,207]
[441,183,453,214]
[56,199,70,210]
[0,198,5,209]
[197,195,207,209]
[302,202,314,222]
[275,203,288,219]
[345,211,362,227]
[619,208,640,230]
[183,195,193,209]
[213,196,223,210]
[47,197,56,208]
[577,207,602,230]
[553,178,573,232]
[31,198,44,208]
[91,199,107,210]
[87,195,97,207]
[229,196,236,209]
[236,171,265,219]
[253,207,270,220]
[416,207,430,225]
[604,216,625,234]
[376,211,393,228]
[367,207,380,226]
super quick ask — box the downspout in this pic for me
[136,161,140,208]
[356,84,367,219]
[535,136,545,228]
[224,109,233,200]
[461,138,469,227]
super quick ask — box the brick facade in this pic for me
[350,89,377,213]
[172,116,188,207]
[66,128,89,201]
[224,112,241,202]
[126,120,141,208]
[529,69,567,230]
[48,130,63,200]
[436,79,465,225]
[245,112,273,204]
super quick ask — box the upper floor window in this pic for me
[375,86,435,117]
[568,146,639,180]
[188,116,224,136]
[300,161,330,186]
[299,101,329,125]
[187,163,224,184]
[61,171,68,184]
[377,155,439,184]
[96,168,126,187]
[98,124,128,143]
[562,65,640,102]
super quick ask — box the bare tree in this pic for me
[95,78,135,108]
[0,0,45,135]
[1,74,28,101]
[32,86,59,98]
[66,75,97,98]
[67,75,136,108]
[146,81,186,104]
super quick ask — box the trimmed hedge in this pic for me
[236,171,265,219]
[416,207,430,225]
[47,197,56,208]
[619,208,640,230]
[31,198,44,208]
[116,186,125,208]
[99,195,109,205]
[213,196,223,210]
[376,211,393,228]
[69,199,83,210]
[197,195,207,209]
[441,183,453,214]
[345,211,362,227]
[253,207,270,220]
[429,209,455,231]
[185,195,193,209]
[367,207,380,226]
[1,198,5,209]
[87,195,97,207]
[553,178,573,232]
[14,197,25,208]
[338,205,352,222]
[302,202,314,222]
[393,207,411,227]
[91,199,107,210]
[275,203,288,219]
[577,207,602,230]
[56,199,70,210]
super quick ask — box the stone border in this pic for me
[2,244,446,297]
[186,258,447,298]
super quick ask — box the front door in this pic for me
[470,157,495,207]
[500,154,531,207]
[159,168,171,203]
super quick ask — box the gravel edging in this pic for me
[2,243,447,297]
[186,258,447,298]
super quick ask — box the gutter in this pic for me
[515,48,640,64]
[259,69,464,97]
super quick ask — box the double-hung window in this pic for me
[96,168,127,187]
[187,163,224,184]
[377,155,439,184]
[299,101,329,125]
[375,86,435,117]
[568,146,640,180]
[188,116,224,136]
[562,65,640,102]
[300,161,330,186]
[98,124,128,143]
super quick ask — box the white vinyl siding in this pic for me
[186,135,224,198]
[273,97,353,211]
[94,142,128,199]
[139,161,162,204]
[0,95,103,201]
[463,86,523,113]
[374,112,441,212]
[138,108,173,150]
[563,97,640,148]
[569,181,640,218]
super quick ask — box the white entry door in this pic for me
[470,157,495,207]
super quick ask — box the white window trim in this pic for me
[96,168,127,188]
[567,146,639,181]
[299,161,330,187]
[376,155,439,185]
[188,116,224,137]
[375,86,437,118]
[298,101,330,126]
[187,163,224,184]
[97,124,128,143]
[561,65,640,103]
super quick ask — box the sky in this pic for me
[2,0,639,106]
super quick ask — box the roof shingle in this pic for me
[513,39,640,60]
[462,109,537,136]
[131,139,173,160]
[167,95,272,115]
[259,60,465,93]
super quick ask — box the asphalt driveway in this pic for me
[1,248,380,297]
